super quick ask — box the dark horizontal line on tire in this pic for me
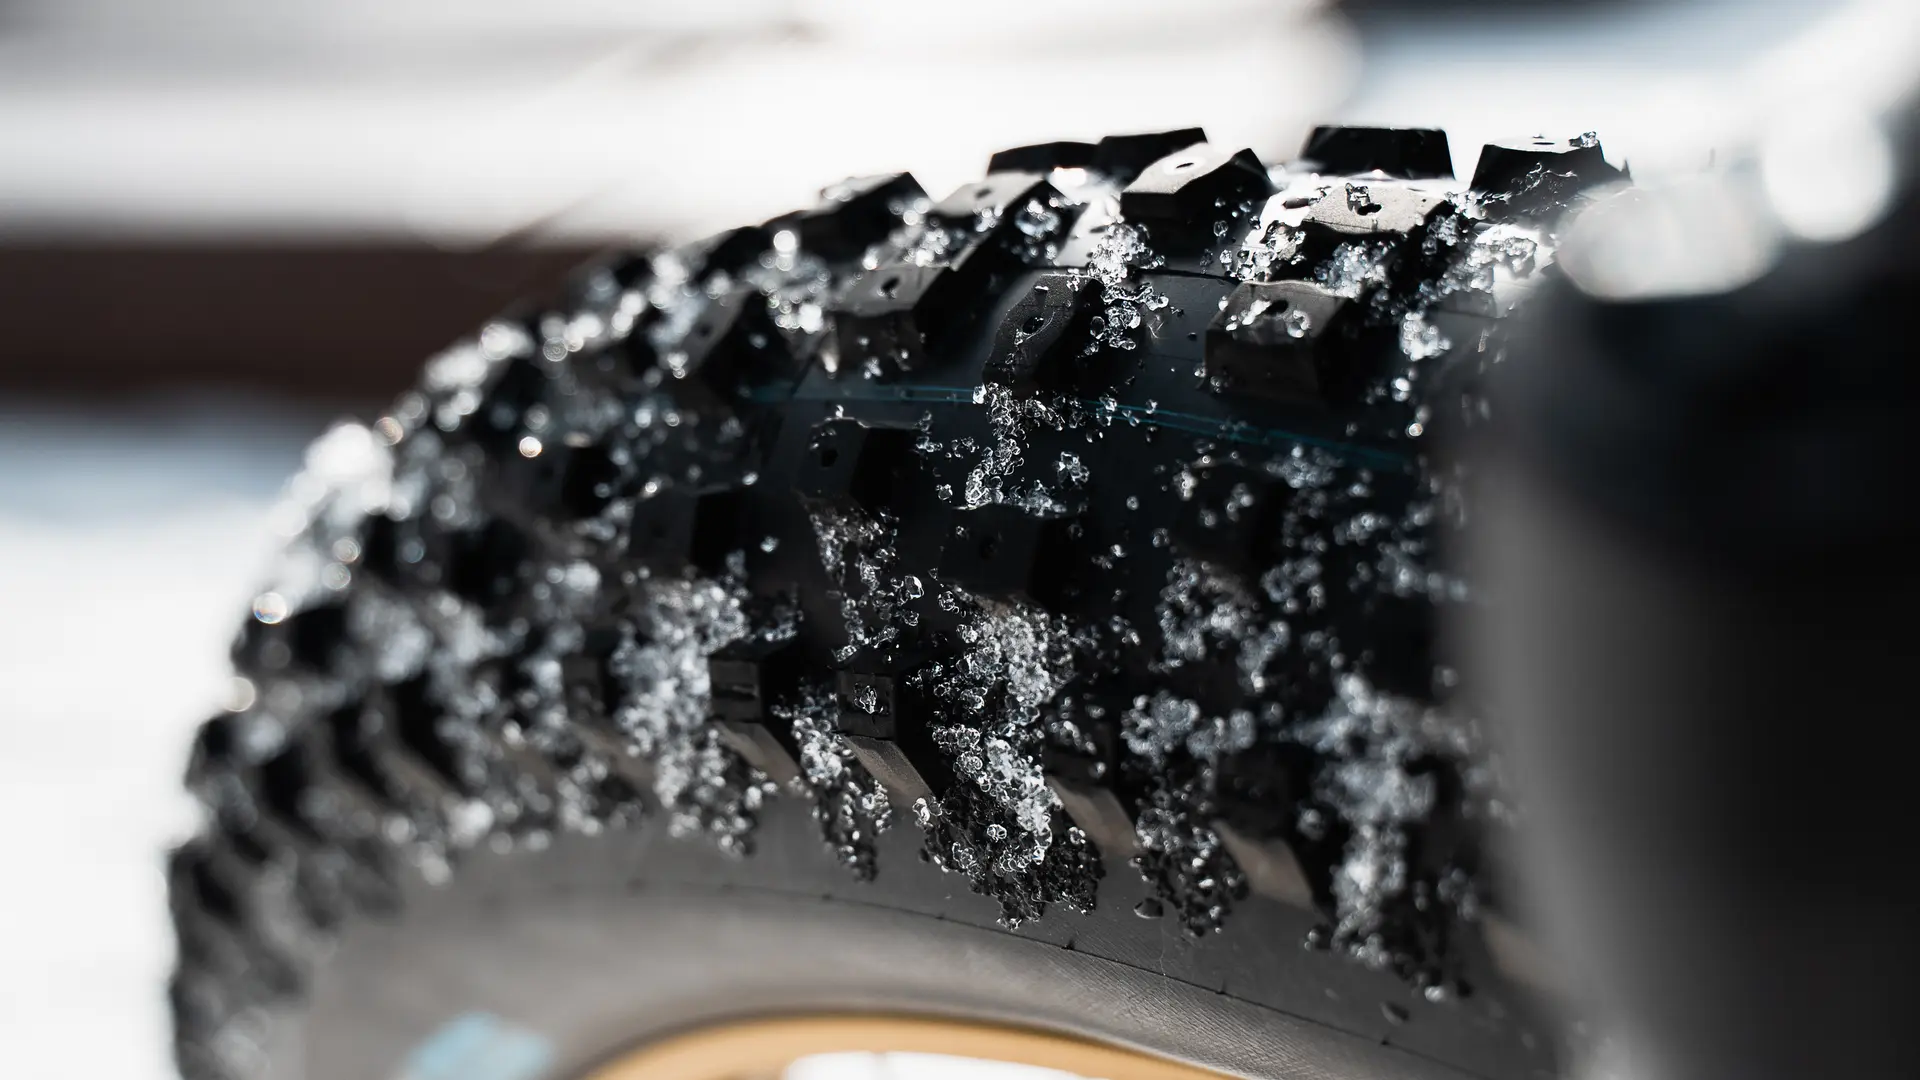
[742,381,1416,472]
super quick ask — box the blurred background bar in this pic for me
[0,0,1336,242]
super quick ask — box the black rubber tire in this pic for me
[171,126,1622,1080]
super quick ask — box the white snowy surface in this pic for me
[0,0,1341,245]
[0,403,327,1080]
[2,0,1902,248]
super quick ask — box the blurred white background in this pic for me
[7,0,1906,245]
[0,1,1911,1077]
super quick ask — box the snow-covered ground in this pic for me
[0,402,327,1079]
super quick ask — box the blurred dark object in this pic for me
[1476,113,1920,1080]
[0,243,597,402]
